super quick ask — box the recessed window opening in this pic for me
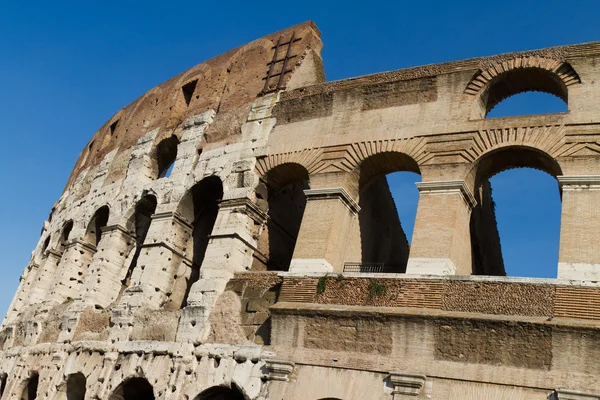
[353,152,421,273]
[156,135,179,179]
[470,147,561,278]
[88,140,95,153]
[109,120,119,136]
[178,176,223,308]
[85,206,110,247]
[0,373,7,398]
[487,91,567,118]
[59,220,74,252]
[122,194,157,288]
[109,377,154,400]
[254,163,309,272]
[41,236,51,254]
[21,372,39,400]
[194,384,245,400]
[182,80,198,107]
[65,372,86,400]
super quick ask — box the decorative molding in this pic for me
[100,224,135,238]
[152,211,193,231]
[557,175,600,189]
[304,187,361,214]
[264,359,295,382]
[388,372,426,397]
[415,181,477,209]
[65,239,97,253]
[465,56,580,96]
[219,198,268,224]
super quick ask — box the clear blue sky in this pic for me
[0,0,597,316]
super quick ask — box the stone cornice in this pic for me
[553,389,600,400]
[557,175,600,188]
[304,187,361,214]
[100,224,135,238]
[389,372,426,396]
[219,197,268,224]
[152,211,193,231]
[264,359,295,381]
[415,180,477,209]
[65,239,97,253]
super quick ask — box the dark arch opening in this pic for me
[59,220,74,253]
[85,206,110,246]
[479,67,569,117]
[254,163,309,272]
[156,135,179,179]
[177,176,223,307]
[194,385,245,400]
[469,147,562,277]
[41,236,51,254]
[122,194,158,288]
[109,377,154,400]
[66,373,86,400]
[0,373,7,399]
[352,152,421,273]
[21,372,39,400]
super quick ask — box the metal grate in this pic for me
[261,31,301,94]
[343,262,402,273]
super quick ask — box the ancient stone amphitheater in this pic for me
[2,21,600,399]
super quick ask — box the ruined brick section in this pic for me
[5,20,600,399]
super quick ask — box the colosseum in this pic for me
[2,20,600,399]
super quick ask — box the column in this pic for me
[289,187,360,273]
[557,176,600,280]
[27,250,63,305]
[45,239,96,304]
[2,261,39,326]
[406,181,476,275]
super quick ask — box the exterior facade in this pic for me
[2,21,600,399]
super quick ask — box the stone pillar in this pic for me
[388,373,426,399]
[557,176,600,280]
[27,250,63,305]
[176,197,266,343]
[45,240,96,304]
[406,181,476,275]
[289,188,360,273]
[78,224,136,307]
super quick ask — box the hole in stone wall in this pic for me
[59,220,74,252]
[182,80,198,107]
[109,377,154,400]
[0,373,6,398]
[42,235,51,254]
[21,372,39,400]
[109,120,119,136]
[156,135,179,179]
[65,372,86,400]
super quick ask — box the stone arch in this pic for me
[465,57,580,118]
[254,162,310,271]
[467,145,563,275]
[58,220,74,253]
[175,175,224,307]
[109,377,154,400]
[193,384,245,400]
[19,371,39,400]
[84,206,110,247]
[153,134,180,179]
[352,151,422,272]
[56,372,86,400]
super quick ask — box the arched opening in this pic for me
[59,220,74,253]
[85,206,110,247]
[65,373,86,400]
[254,163,309,271]
[177,176,223,307]
[155,135,179,179]
[21,372,39,400]
[122,194,158,288]
[473,67,571,118]
[41,236,51,256]
[349,152,421,273]
[469,147,562,277]
[109,377,154,400]
[0,373,7,398]
[194,385,245,400]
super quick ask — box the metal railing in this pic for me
[343,262,402,273]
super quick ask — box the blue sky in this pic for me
[0,0,597,316]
